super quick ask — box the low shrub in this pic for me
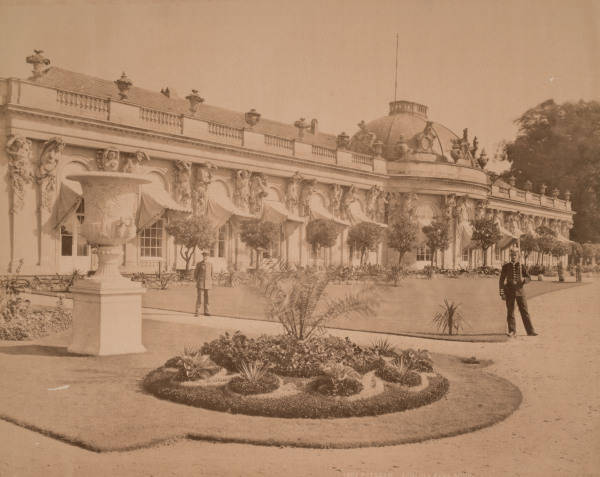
[228,373,279,395]
[165,349,222,381]
[311,375,363,396]
[0,292,72,341]
[398,349,434,373]
[143,367,449,418]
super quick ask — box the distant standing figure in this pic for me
[499,249,537,337]
[194,251,213,316]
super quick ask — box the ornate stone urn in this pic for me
[66,171,150,356]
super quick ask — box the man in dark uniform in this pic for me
[194,251,213,316]
[499,248,538,337]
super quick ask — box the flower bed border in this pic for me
[142,367,449,419]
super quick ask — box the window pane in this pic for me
[61,234,73,256]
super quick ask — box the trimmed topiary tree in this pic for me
[519,233,539,265]
[166,214,217,271]
[306,219,338,263]
[422,218,450,268]
[239,220,279,270]
[470,217,502,266]
[386,216,418,266]
[347,222,384,265]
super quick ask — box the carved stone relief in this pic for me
[233,169,251,211]
[249,173,268,215]
[192,162,216,215]
[341,185,357,220]
[366,185,383,220]
[6,136,33,214]
[413,121,438,153]
[96,148,121,172]
[285,172,303,213]
[299,179,316,217]
[329,183,343,218]
[37,137,65,211]
[122,151,150,173]
[174,160,192,207]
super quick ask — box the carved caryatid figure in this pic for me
[475,199,488,220]
[444,194,457,220]
[350,120,377,154]
[508,213,523,236]
[6,136,33,213]
[299,179,316,217]
[366,185,383,220]
[37,137,65,211]
[330,183,343,218]
[96,148,121,172]
[174,160,192,207]
[192,162,216,215]
[455,196,470,225]
[341,185,357,220]
[249,173,269,215]
[233,169,251,211]
[403,192,418,221]
[285,172,303,212]
[122,151,149,173]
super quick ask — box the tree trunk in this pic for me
[448,315,453,336]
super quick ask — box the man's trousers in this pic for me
[195,288,209,315]
[505,293,535,335]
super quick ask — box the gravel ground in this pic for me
[2,280,599,476]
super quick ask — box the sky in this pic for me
[1,0,598,172]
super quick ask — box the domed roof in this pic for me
[350,100,461,162]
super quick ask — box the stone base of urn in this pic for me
[68,280,146,356]
[68,245,146,356]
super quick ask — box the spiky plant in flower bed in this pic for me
[432,299,466,336]
[311,362,363,397]
[369,337,397,357]
[376,355,422,387]
[228,361,279,395]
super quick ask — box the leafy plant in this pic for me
[519,234,539,265]
[165,214,217,271]
[397,348,434,372]
[432,299,466,336]
[238,360,270,382]
[313,362,363,396]
[346,222,384,266]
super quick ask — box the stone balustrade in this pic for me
[491,184,571,211]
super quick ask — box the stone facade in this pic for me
[0,54,574,275]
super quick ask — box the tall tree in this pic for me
[470,217,501,266]
[165,215,217,271]
[503,99,600,242]
[519,234,539,265]
[422,218,450,268]
[386,216,418,266]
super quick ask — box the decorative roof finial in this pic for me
[115,72,133,100]
[245,108,261,127]
[26,49,50,79]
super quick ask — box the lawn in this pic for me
[142,278,582,340]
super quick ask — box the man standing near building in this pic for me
[194,251,212,316]
[499,248,537,337]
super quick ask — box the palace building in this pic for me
[0,51,574,275]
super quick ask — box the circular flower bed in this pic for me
[143,333,448,418]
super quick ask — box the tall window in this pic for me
[416,246,432,262]
[75,200,88,256]
[462,248,469,262]
[61,199,88,257]
[495,246,501,261]
[139,220,163,258]
[217,225,226,258]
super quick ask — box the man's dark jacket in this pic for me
[499,261,530,297]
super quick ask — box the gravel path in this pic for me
[2,280,599,476]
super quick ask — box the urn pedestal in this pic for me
[66,172,150,356]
